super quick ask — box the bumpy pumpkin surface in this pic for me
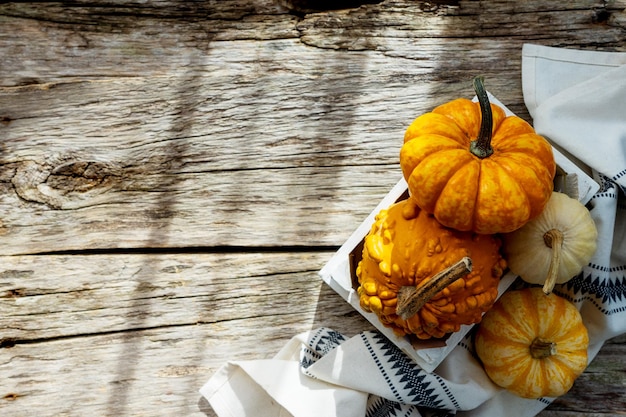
[400,78,556,234]
[356,198,506,339]
[475,288,589,399]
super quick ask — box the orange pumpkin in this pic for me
[356,198,507,339]
[475,287,589,399]
[400,77,556,234]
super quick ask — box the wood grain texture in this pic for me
[2,0,626,254]
[0,45,409,254]
[1,1,626,416]
[0,252,372,416]
[0,252,358,342]
[1,253,625,416]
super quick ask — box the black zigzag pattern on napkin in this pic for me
[366,396,434,417]
[365,396,404,417]
[300,347,318,370]
[596,173,618,194]
[366,331,446,409]
[300,328,346,371]
[562,272,626,314]
[313,328,346,355]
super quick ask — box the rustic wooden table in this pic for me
[1,1,625,416]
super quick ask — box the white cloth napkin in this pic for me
[201,44,626,417]
[522,44,626,193]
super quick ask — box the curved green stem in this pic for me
[469,76,494,159]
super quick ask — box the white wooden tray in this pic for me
[319,94,599,373]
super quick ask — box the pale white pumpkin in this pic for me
[504,191,598,294]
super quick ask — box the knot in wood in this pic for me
[12,159,121,209]
[48,161,118,193]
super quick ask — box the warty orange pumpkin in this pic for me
[475,287,589,399]
[400,77,556,234]
[356,198,507,339]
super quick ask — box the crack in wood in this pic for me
[27,245,339,256]
[287,0,384,16]
[0,322,199,349]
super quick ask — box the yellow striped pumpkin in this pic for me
[474,287,589,399]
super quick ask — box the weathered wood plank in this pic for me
[299,4,626,52]
[0,252,366,342]
[0,251,372,416]
[1,322,314,417]
[2,1,625,88]
[0,252,624,416]
[0,40,422,254]
[1,162,403,255]
[0,2,300,88]
[2,2,626,255]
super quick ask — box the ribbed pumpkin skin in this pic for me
[400,98,556,234]
[475,288,589,399]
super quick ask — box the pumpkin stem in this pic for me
[469,76,495,159]
[542,228,564,295]
[396,257,472,320]
[530,337,557,359]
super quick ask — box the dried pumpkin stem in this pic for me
[396,257,472,320]
[530,337,557,359]
[542,228,564,295]
[469,76,494,159]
